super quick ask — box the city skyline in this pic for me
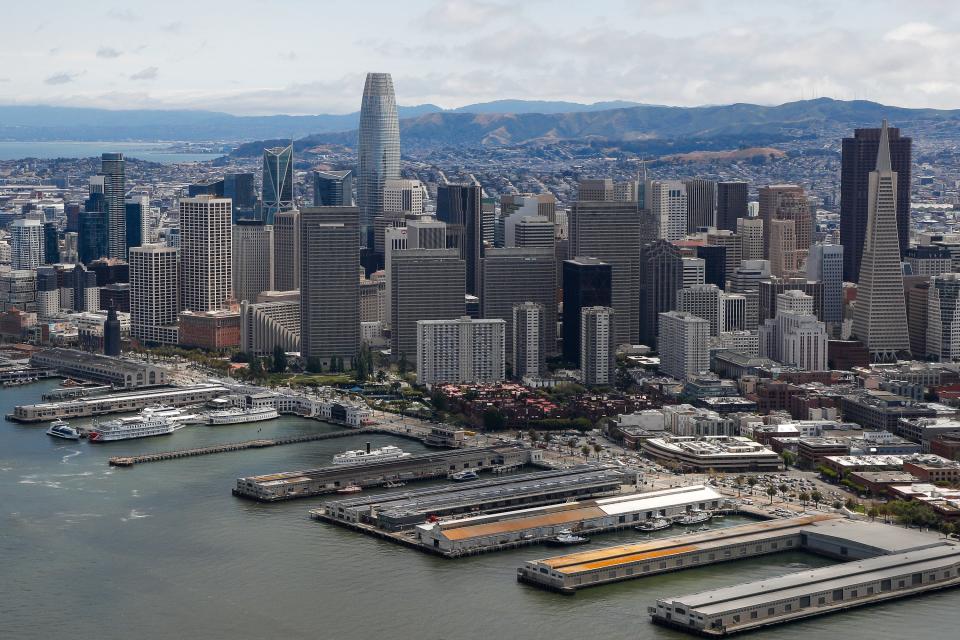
[2,1,960,115]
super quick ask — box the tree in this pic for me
[781,451,796,467]
[306,356,323,374]
[832,500,843,510]
[527,429,539,444]
[390,381,402,397]
[766,486,777,504]
[593,443,603,460]
[778,483,789,497]
[867,506,879,521]
[942,522,957,539]
[271,345,288,373]
[747,477,758,492]
[398,351,409,375]
[811,490,823,508]
[249,357,265,380]
[355,352,368,383]
[580,445,591,458]
[567,438,578,455]
[798,492,810,507]
[483,409,507,431]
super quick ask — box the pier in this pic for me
[234,445,531,501]
[108,428,386,466]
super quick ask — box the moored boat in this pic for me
[635,517,672,532]
[46,419,80,440]
[545,529,590,546]
[333,444,411,465]
[207,406,279,425]
[676,510,712,526]
[88,408,176,442]
[450,469,479,482]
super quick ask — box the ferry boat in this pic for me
[337,485,362,494]
[207,406,279,425]
[450,469,479,482]
[88,409,176,442]
[676,510,712,526]
[333,445,411,465]
[635,518,672,532]
[46,419,80,440]
[545,529,590,546]
[147,405,204,425]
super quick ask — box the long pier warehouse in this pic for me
[8,383,229,421]
[317,466,624,531]
[234,445,533,501]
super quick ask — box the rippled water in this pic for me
[2,380,959,640]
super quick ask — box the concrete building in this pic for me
[647,179,688,241]
[677,284,724,335]
[232,221,274,304]
[299,207,359,366]
[240,299,300,356]
[383,178,424,215]
[807,243,844,326]
[407,217,446,249]
[577,179,614,201]
[179,195,232,312]
[905,245,953,277]
[682,257,706,288]
[581,306,616,386]
[737,217,764,261]
[852,122,911,362]
[391,248,465,366]
[416,317,505,385]
[272,210,300,292]
[481,247,557,363]
[30,348,168,388]
[926,273,960,362]
[512,302,546,380]
[129,245,179,345]
[10,218,43,269]
[179,309,241,350]
[658,311,710,380]
[769,218,799,278]
[569,201,641,346]
[706,229,742,283]
[758,184,807,257]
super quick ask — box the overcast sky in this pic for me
[2,0,959,115]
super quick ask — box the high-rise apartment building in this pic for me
[841,125,912,282]
[851,122,911,362]
[806,243,844,325]
[313,170,353,207]
[569,201,641,345]
[647,179,687,241]
[926,273,960,362]
[513,302,546,380]
[272,210,300,292]
[390,248,465,366]
[357,73,401,244]
[759,291,828,371]
[481,247,557,363]
[100,152,126,259]
[639,239,683,347]
[436,181,483,296]
[130,245,179,345]
[125,196,149,250]
[416,317,505,385]
[232,221,274,304]
[562,257,612,365]
[684,178,716,232]
[10,219,43,270]
[658,311,710,380]
[581,306,616,386]
[179,196,232,313]
[299,207,359,365]
[262,145,293,225]
[717,182,748,232]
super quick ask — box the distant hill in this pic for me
[230,98,960,157]
[0,100,648,143]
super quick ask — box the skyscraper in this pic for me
[383,178,423,214]
[646,180,687,241]
[841,124,911,282]
[436,181,483,296]
[10,219,43,270]
[807,243,844,326]
[737,217,764,261]
[100,152,126,260]
[717,182,748,232]
[416,317,505,385]
[125,196,148,251]
[43,222,59,264]
[232,221,274,303]
[684,178,716,232]
[79,177,108,264]
[706,229,742,282]
[758,184,806,257]
[225,173,257,220]
[129,245,180,345]
[639,239,684,347]
[262,145,293,225]
[481,247,557,364]
[768,218,798,278]
[272,210,300,292]
[357,72,401,245]
[390,248,465,366]
[513,302,546,380]
[925,273,960,362]
[299,207,360,365]
[179,196,232,313]
[658,311,710,381]
[569,200,641,345]
[851,121,911,362]
[562,257,612,366]
[314,170,353,207]
[581,306,616,386]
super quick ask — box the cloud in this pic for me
[129,67,159,81]
[0,77,10,83]
[280,51,298,61]
[96,47,123,59]
[44,72,79,85]
[161,21,184,34]
[426,1,519,27]
[107,8,138,22]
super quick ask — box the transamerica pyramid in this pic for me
[851,120,911,362]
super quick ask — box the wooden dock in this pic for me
[108,427,387,467]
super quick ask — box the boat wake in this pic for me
[61,449,82,463]
[121,509,151,522]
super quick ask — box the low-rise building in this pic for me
[641,435,782,472]
[179,309,241,350]
[29,347,169,388]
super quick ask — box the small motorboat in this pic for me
[545,529,590,546]
[337,485,362,494]
[450,469,479,482]
[635,518,672,532]
[383,480,406,488]
[46,419,80,441]
[676,510,712,526]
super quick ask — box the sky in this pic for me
[2,0,960,115]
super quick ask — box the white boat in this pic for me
[207,406,279,425]
[676,510,712,526]
[46,419,80,440]
[545,530,590,546]
[333,445,411,466]
[635,518,672,532]
[337,485,362,494]
[450,469,479,482]
[88,408,176,442]
[145,405,203,425]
